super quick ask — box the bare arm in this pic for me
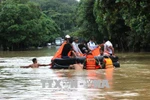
[99,43,104,47]
[78,46,83,54]
[109,46,114,55]
[87,44,92,51]
[72,43,78,53]
[71,50,77,57]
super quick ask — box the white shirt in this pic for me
[87,41,98,50]
[104,41,113,54]
[72,42,82,54]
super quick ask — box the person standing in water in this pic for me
[20,58,50,68]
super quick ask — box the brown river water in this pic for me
[0,46,150,100]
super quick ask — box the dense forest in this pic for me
[76,0,150,51]
[0,0,150,51]
[0,0,78,50]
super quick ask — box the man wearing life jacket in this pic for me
[84,52,101,70]
[102,56,114,69]
[69,52,101,70]
[61,35,75,58]
[52,35,72,60]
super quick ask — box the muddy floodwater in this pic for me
[0,46,150,100]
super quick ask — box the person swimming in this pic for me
[20,58,50,68]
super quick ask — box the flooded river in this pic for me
[0,46,150,100]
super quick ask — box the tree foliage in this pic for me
[76,0,101,42]
[1,0,150,51]
[76,0,150,51]
[31,0,78,36]
[0,0,59,50]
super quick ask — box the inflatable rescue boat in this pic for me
[51,42,120,69]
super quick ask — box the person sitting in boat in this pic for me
[102,56,114,69]
[61,36,76,58]
[100,37,114,56]
[87,37,98,51]
[72,37,83,56]
[65,34,71,42]
[78,40,89,54]
[69,51,101,70]
[51,35,71,60]
[84,51,101,69]
[20,58,50,68]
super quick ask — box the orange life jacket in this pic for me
[91,46,101,56]
[67,51,72,57]
[86,53,100,69]
[52,41,67,60]
[103,58,114,69]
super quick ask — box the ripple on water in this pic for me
[0,55,150,100]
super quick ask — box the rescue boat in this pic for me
[50,43,120,69]
[51,56,120,69]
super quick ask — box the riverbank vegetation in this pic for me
[0,0,77,50]
[0,0,150,51]
[76,0,150,52]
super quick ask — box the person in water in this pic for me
[69,59,83,70]
[84,51,101,69]
[102,55,114,69]
[20,58,50,68]
[69,51,101,70]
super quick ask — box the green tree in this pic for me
[93,0,130,51]
[75,0,101,42]
[0,0,59,50]
[76,0,150,51]
[31,0,78,36]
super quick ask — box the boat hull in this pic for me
[51,56,120,69]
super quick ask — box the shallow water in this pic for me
[0,47,150,100]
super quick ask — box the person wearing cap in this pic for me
[64,34,70,43]
[51,34,75,60]
[72,37,83,56]
[101,37,114,56]
[65,35,70,38]
[61,35,73,58]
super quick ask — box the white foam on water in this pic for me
[0,56,53,67]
